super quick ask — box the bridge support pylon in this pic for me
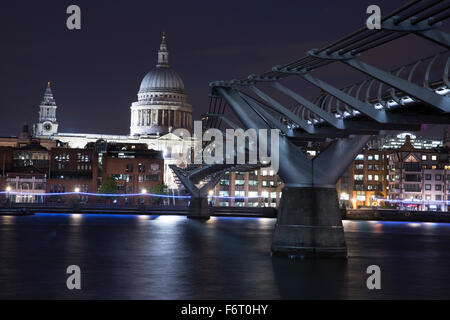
[188,197,211,220]
[271,186,346,258]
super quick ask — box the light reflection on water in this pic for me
[0,214,450,299]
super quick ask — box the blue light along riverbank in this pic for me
[1,213,450,299]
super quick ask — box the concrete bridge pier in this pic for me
[188,197,211,220]
[271,186,346,258]
[269,135,370,258]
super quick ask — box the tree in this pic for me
[98,177,118,203]
[151,183,169,205]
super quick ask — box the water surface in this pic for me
[1,214,450,299]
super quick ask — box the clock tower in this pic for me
[34,82,59,136]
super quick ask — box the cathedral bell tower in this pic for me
[34,82,59,136]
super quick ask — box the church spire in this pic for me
[34,82,59,136]
[42,82,55,105]
[157,32,169,68]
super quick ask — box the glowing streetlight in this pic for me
[141,188,147,194]
[351,198,357,209]
[74,187,80,193]
[208,190,214,196]
[5,186,11,192]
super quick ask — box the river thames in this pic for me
[1,213,450,299]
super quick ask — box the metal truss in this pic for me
[203,0,450,187]
[170,163,265,198]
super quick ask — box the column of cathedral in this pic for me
[133,108,192,130]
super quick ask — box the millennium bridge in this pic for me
[172,0,450,258]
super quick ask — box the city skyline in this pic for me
[1,0,448,137]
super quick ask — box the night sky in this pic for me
[0,0,448,137]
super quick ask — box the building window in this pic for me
[435,174,442,181]
[248,191,258,197]
[368,175,373,181]
[422,155,427,161]
[144,174,159,181]
[355,154,364,160]
[425,184,431,190]
[219,191,229,197]
[368,155,373,161]
[435,185,442,191]
[354,175,364,181]
[425,174,431,180]
[431,155,437,161]
[374,154,379,161]
[235,190,245,197]
[404,184,421,192]
[435,195,441,201]
[356,191,366,201]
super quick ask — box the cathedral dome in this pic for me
[130,33,193,137]
[139,67,185,94]
[138,32,185,95]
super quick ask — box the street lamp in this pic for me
[140,188,147,206]
[5,186,11,202]
[208,189,214,206]
[72,187,81,210]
